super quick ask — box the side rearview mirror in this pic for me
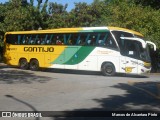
[146,41,156,51]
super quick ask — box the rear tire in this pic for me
[19,58,28,70]
[101,62,115,76]
[29,59,39,71]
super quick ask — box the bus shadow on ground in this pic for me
[52,81,160,120]
[0,69,52,84]
[0,63,148,78]
[42,68,148,78]
[42,68,102,76]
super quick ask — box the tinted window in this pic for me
[6,34,18,44]
[105,34,117,49]
[121,40,142,59]
[5,32,117,49]
[65,34,78,45]
[112,31,134,50]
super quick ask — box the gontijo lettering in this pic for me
[24,47,54,52]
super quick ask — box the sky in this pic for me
[0,0,94,11]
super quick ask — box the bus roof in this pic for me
[5,27,143,37]
[108,27,143,37]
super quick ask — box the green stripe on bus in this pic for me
[51,46,81,64]
[64,46,81,63]
[64,46,95,65]
[51,46,95,65]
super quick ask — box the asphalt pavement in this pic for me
[0,63,160,120]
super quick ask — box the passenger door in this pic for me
[119,40,138,74]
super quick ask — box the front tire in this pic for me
[29,59,39,71]
[101,62,115,76]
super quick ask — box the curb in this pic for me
[150,73,160,75]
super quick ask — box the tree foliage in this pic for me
[102,0,160,48]
[133,0,160,10]
[47,2,68,28]
[0,0,160,48]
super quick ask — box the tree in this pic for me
[46,2,68,28]
[0,0,159,49]
[0,0,50,31]
[100,0,160,48]
[0,0,38,31]
[133,0,160,10]
[68,2,107,27]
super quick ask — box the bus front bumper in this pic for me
[139,69,151,77]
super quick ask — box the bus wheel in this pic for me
[101,62,115,76]
[29,59,39,71]
[19,58,29,70]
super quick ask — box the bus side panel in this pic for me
[8,52,18,65]
[77,55,98,71]
[76,47,120,72]
[28,53,45,67]
[50,46,96,70]
[4,45,19,66]
[44,54,51,67]
[64,47,79,69]
[96,47,120,72]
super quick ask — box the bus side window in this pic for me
[68,33,78,45]
[73,34,79,45]
[78,33,86,45]
[84,33,96,46]
[76,34,81,45]
[21,35,26,44]
[23,35,29,45]
[96,33,101,45]
[17,35,21,44]
[49,34,54,44]
[56,35,64,45]
[85,34,91,45]
[111,31,133,49]
[98,40,104,46]
[37,39,41,44]
[6,34,18,45]
[28,35,33,44]
[50,34,57,45]
[13,35,18,44]
[41,35,46,45]
[44,34,51,45]
[81,33,89,45]
[30,39,34,44]
[88,34,96,46]
[97,33,108,46]
[6,35,11,44]
[46,34,50,44]
[66,34,72,45]
[36,34,45,45]
[27,35,36,45]
[105,34,117,49]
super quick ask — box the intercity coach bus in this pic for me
[3,27,156,76]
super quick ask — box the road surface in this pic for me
[0,64,160,120]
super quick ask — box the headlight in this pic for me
[144,62,151,69]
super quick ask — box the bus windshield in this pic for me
[119,38,151,62]
[139,44,151,62]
